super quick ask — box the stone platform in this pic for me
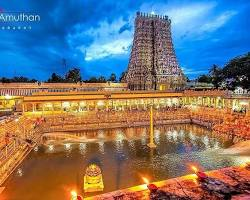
[86,165,250,200]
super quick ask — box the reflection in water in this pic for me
[79,143,86,155]
[48,144,54,152]
[98,141,104,154]
[64,143,72,151]
[2,124,250,200]
[154,129,160,144]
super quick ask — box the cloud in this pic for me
[200,11,237,32]
[69,17,133,61]
[182,67,208,76]
[119,22,132,34]
[0,0,249,80]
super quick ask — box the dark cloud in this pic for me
[0,0,249,80]
[119,22,132,34]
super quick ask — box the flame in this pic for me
[70,190,77,197]
[142,177,149,184]
[243,159,250,167]
[191,165,198,173]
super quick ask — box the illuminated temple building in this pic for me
[0,83,249,114]
[124,12,186,90]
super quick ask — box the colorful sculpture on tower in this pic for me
[124,12,186,90]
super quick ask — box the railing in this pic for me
[0,118,48,185]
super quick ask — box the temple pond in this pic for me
[2,124,250,200]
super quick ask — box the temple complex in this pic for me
[0,10,249,200]
[124,12,186,90]
[0,82,127,111]
[0,82,249,114]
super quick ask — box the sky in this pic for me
[0,0,249,81]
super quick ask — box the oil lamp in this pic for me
[191,166,208,181]
[70,190,83,200]
[245,160,250,169]
[142,177,158,192]
[70,190,77,200]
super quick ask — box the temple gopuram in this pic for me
[124,12,186,90]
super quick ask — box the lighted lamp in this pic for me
[245,160,250,169]
[70,190,83,200]
[142,177,158,192]
[71,190,77,200]
[191,166,208,181]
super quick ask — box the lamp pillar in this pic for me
[147,105,156,148]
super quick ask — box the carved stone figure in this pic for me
[123,12,186,90]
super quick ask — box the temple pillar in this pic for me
[32,103,35,112]
[52,103,55,114]
[222,99,225,108]
[42,103,45,114]
[95,102,98,111]
[87,102,90,111]
[105,101,109,111]
[78,101,81,112]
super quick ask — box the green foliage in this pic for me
[119,71,126,82]
[221,52,250,89]
[0,76,37,83]
[197,52,249,90]
[197,74,212,83]
[97,76,106,83]
[85,76,107,83]
[86,77,98,83]
[209,64,223,88]
[65,68,82,83]
[108,73,117,82]
[47,73,64,83]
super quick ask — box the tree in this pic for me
[0,76,37,83]
[87,77,98,83]
[65,68,82,83]
[108,73,117,82]
[197,74,212,83]
[119,71,126,82]
[222,52,250,89]
[0,77,11,83]
[209,64,222,88]
[97,76,106,83]
[47,73,64,83]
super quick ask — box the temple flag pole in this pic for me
[147,105,156,148]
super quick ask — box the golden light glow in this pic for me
[191,166,198,173]
[79,101,86,106]
[62,102,70,108]
[97,101,104,106]
[5,94,11,99]
[70,190,77,199]
[241,159,250,168]
[142,177,149,184]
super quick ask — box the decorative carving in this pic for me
[124,12,186,90]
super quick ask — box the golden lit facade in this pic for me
[0,82,127,111]
[0,83,249,114]
[19,90,249,115]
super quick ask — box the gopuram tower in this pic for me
[124,12,186,90]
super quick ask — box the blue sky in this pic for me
[0,0,249,80]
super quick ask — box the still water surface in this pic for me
[2,124,249,200]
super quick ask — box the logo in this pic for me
[0,8,41,31]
